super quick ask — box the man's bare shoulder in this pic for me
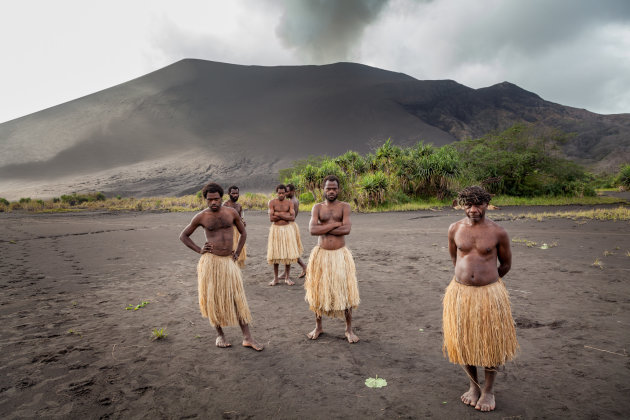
[448,218,468,232]
[222,206,239,217]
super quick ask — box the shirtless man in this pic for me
[223,185,247,267]
[304,175,360,343]
[180,182,262,351]
[267,184,300,286]
[443,186,517,411]
[281,184,307,278]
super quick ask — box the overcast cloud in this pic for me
[1,0,629,123]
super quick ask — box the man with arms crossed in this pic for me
[304,175,360,343]
[223,185,247,268]
[267,184,301,286]
[180,182,262,351]
[443,186,517,411]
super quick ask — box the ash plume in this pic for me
[275,0,390,63]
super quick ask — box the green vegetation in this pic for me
[495,206,630,222]
[491,195,622,206]
[365,375,388,388]
[126,301,150,311]
[151,328,168,340]
[0,192,274,213]
[614,164,630,188]
[280,124,613,210]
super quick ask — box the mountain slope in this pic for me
[0,59,628,199]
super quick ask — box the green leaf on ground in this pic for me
[126,300,149,311]
[419,328,424,332]
[365,375,387,388]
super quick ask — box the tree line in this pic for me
[280,124,626,208]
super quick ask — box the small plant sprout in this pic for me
[152,328,167,340]
[512,238,538,248]
[592,258,604,270]
[603,250,614,256]
[67,329,81,337]
[626,250,630,257]
[365,375,388,388]
[126,301,149,311]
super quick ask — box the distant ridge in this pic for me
[1,59,628,199]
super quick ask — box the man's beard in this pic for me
[230,196,238,202]
[326,194,337,202]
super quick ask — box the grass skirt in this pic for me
[288,222,304,255]
[232,226,247,267]
[442,277,518,367]
[304,246,360,318]
[267,223,301,265]
[197,253,252,327]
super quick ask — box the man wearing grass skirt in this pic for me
[180,182,262,351]
[267,184,301,285]
[443,185,517,411]
[304,175,360,343]
[223,185,247,268]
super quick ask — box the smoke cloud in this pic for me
[275,0,390,63]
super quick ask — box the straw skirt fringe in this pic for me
[267,223,301,265]
[304,246,360,319]
[197,253,252,327]
[288,222,304,255]
[232,226,247,267]
[442,277,518,367]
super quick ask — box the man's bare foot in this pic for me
[345,331,360,343]
[269,278,279,286]
[475,392,495,412]
[284,278,295,286]
[242,338,264,351]
[307,327,323,340]
[215,336,231,348]
[298,270,306,278]
[461,386,480,406]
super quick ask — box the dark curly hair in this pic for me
[228,185,239,193]
[286,183,296,192]
[322,175,340,187]
[202,182,224,199]
[276,184,287,192]
[457,186,492,206]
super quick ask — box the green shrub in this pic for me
[299,192,315,204]
[19,197,31,203]
[615,164,630,188]
[0,197,9,206]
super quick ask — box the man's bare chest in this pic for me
[455,231,497,254]
[318,208,342,223]
[202,215,233,232]
[274,201,291,212]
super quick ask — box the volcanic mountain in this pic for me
[1,59,628,199]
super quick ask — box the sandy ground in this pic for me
[1,207,629,419]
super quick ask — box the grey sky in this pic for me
[1,0,629,123]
